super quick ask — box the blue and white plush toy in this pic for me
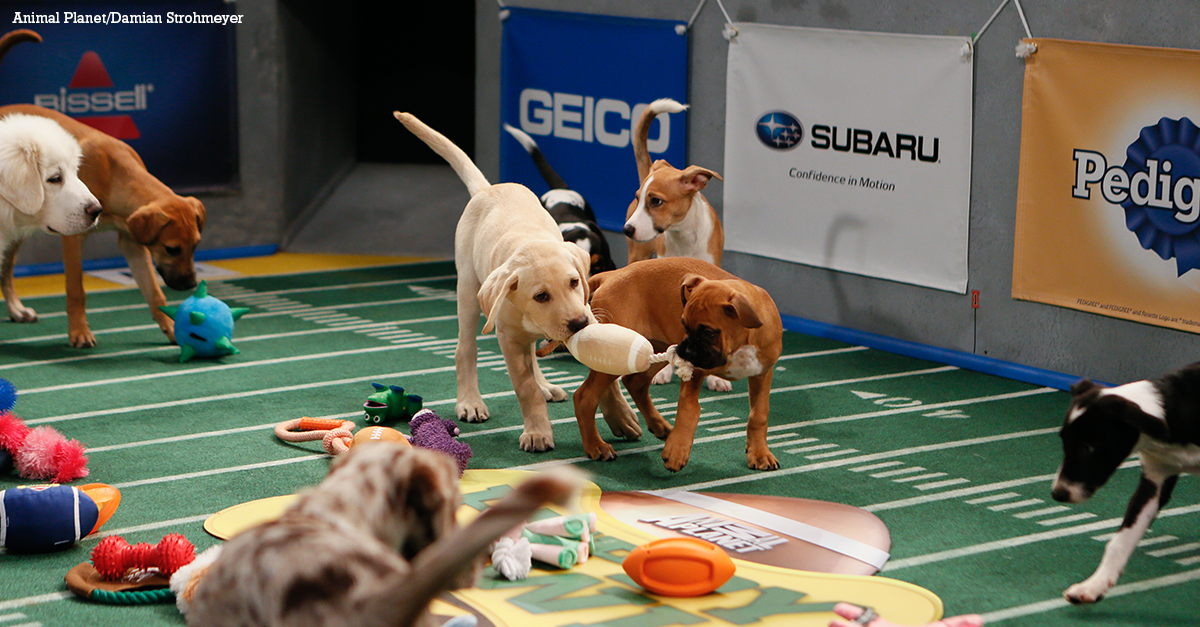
[159,281,250,363]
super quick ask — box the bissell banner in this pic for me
[723,24,973,293]
[1013,39,1200,333]
[0,0,239,192]
[500,7,688,231]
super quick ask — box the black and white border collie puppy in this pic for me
[503,124,616,276]
[1051,363,1200,604]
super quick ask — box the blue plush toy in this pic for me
[159,281,250,363]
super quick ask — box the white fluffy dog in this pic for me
[0,113,101,321]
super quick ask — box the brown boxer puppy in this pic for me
[573,257,782,472]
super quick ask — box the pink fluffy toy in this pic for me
[0,412,89,484]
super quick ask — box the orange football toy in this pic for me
[622,537,736,597]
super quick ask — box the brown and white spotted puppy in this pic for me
[186,443,581,627]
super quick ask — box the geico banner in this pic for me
[500,7,687,231]
[1013,39,1200,333]
[1,0,238,192]
[723,24,973,293]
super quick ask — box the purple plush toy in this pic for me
[408,409,472,477]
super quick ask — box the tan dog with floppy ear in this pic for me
[0,104,206,348]
[394,110,595,453]
[572,257,782,472]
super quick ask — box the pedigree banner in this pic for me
[1013,39,1200,333]
[723,24,973,293]
[500,8,688,231]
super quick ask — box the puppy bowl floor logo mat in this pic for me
[204,470,942,627]
[601,490,891,576]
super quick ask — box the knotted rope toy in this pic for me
[558,323,696,380]
[65,533,197,604]
[274,417,361,455]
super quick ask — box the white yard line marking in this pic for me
[980,567,1200,623]
[989,498,1044,511]
[892,472,947,483]
[1013,505,1072,519]
[1147,542,1200,558]
[883,504,1200,571]
[849,461,905,473]
[1037,512,1097,526]
[26,363,460,426]
[788,443,840,453]
[871,467,926,479]
[916,478,970,491]
[806,448,860,460]
[964,492,1023,505]
[0,594,72,612]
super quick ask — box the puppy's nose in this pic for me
[567,316,590,334]
[1050,487,1070,503]
[622,223,636,238]
[85,202,102,219]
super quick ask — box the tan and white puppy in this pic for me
[573,257,782,472]
[0,113,101,322]
[394,111,594,452]
[624,99,729,391]
[623,98,723,266]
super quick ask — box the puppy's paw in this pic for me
[605,411,642,440]
[7,304,37,323]
[1064,579,1110,604]
[747,450,780,470]
[652,363,674,385]
[540,383,568,402]
[646,418,673,440]
[661,442,691,472]
[456,400,490,423]
[585,442,617,461]
[705,375,732,392]
[69,328,97,348]
[519,431,555,452]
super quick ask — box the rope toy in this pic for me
[274,417,356,455]
[92,534,196,581]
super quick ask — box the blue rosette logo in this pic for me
[1073,117,1200,275]
[756,111,803,150]
[1123,117,1200,274]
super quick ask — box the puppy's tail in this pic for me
[633,98,688,182]
[0,29,41,66]
[503,123,570,190]
[394,111,491,197]
[388,467,587,627]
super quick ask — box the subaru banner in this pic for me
[1,0,239,192]
[723,24,973,293]
[500,7,688,232]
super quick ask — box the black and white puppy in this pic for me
[503,124,616,276]
[1051,363,1200,604]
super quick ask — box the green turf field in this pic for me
[0,260,1196,626]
